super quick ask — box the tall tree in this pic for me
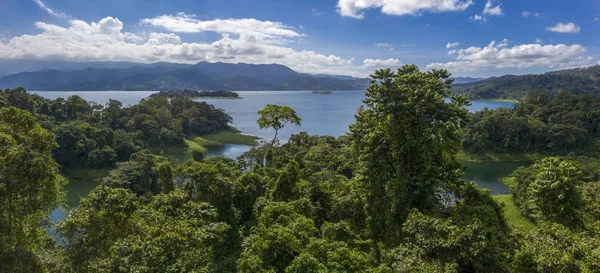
[349,66,470,248]
[257,104,302,149]
[0,107,64,269]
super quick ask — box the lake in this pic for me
[34,90,514,142]
[34,90,520,227]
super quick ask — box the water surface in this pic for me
[34,90,518,225]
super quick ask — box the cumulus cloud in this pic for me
[140,13,303,44]
[32,0,68,18]
[546,22,581,33]
[363,58,401,67]
[483,0,503,16]
[336,0,473,19]
[0,16,369,76]
[470,14,485,22]
[471,0,502,23]
[426,39,594,72]
[446,42,460,49]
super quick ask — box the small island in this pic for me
[312,90,333,94]
[151,89,241,99]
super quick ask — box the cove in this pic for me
[33,90,519,226]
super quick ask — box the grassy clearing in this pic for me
[492,194,536,232]
[190,136,223,148]
[202,127,259,146]
[149,127,258,163]
[457,151,543,163]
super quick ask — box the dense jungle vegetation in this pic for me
[150,90,240,99]
[0,88,232,168]
[451,65,600,100]
[1,65,599,272]
[462,89,600,156]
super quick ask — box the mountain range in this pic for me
[0,60,369,91]
[451,65,600,99]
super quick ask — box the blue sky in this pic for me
[0,0,598,77]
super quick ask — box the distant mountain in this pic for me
[451,65,600,99]
[451,77,485,84]
[0,59,190,76]
[0,61,369,91]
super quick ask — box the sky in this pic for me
[0,0,599,77]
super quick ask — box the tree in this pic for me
[0,107,65,271]
[157,162,175,193]
[527,157,583,226]
[257,104,302,149]
[349,66,470,248]
[0,107,64,247]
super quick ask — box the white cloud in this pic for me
[375,43,392,47]
[535,38,543,44]
[471,0,501,23]
[146,33,182,45]
[0,16,371,76]
[546,22,581,33]
[427,39,593,72]
[336,0,473,19]
[312,8,322,17]
[32,0,67,18]
[594,17,599,22]
[446,42,460,49]
[470,14,485,22]
[483,0,503,16]
[522,11,541,18]
[140,13,304,44]
[497,38,509,48]
[363,58,401,67]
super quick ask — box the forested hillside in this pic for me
[452,65,600,99]
[462,89,600,155]
[1,66,599,272]
[0,88,232,168]
[0,61,369,91]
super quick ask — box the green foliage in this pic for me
[5,66,600,272]
[191,148,205,162]
[462,91,600,156]
[257,104,302,148]
[0,107,64,248]
[60,156,231,272]
[492,195,536,232]
[511,157,583,227]
[0,88,233,168]
[202,129,259,146]
[157,162,175,193]
[349,65,470,246]
[512,222,600,273]
[452,65,600,100]
[150,89,240,98]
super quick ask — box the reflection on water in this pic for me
[461,161,529,194]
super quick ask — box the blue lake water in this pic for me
[34,90,514,144]
[34,90,518,229]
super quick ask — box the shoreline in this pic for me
[457,151,542,163]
